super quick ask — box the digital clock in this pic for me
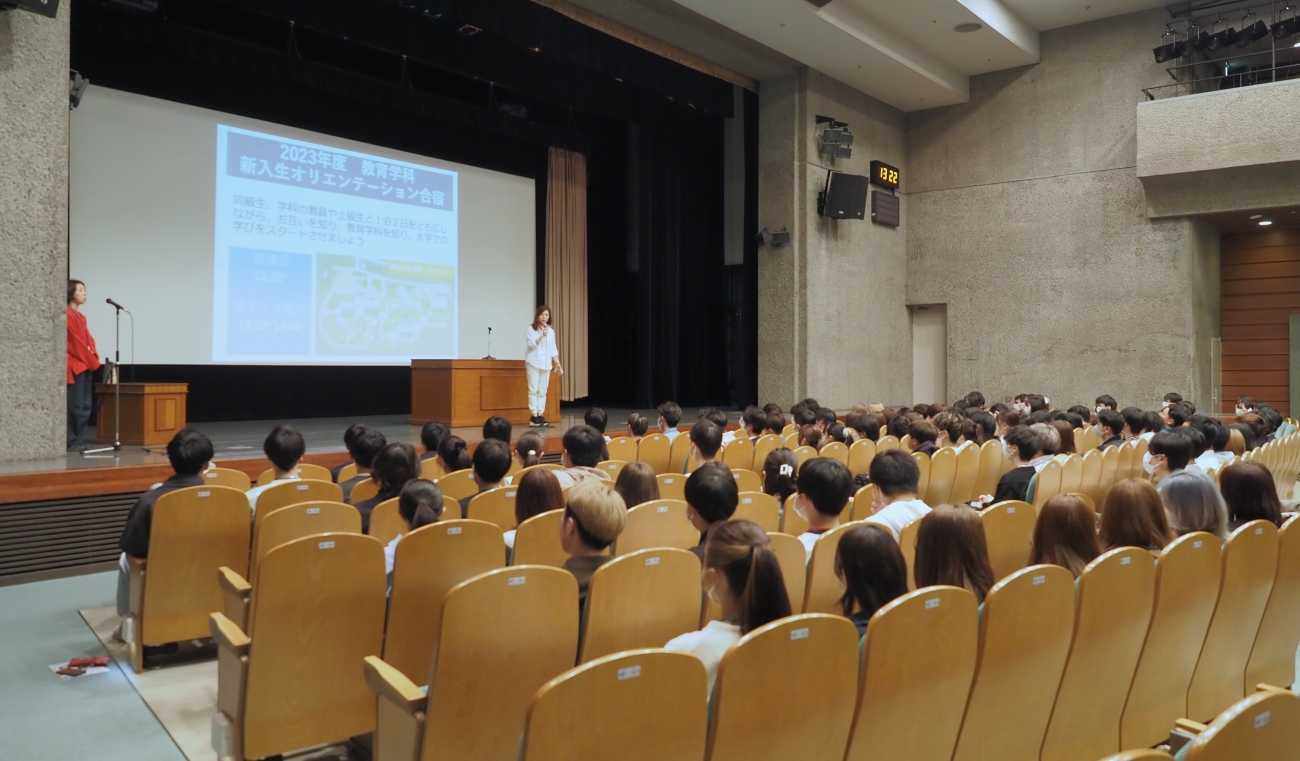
[870,160,900,191]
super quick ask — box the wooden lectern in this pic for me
[94,383,189,446]
[410,360,560,428]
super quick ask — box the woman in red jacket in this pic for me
[67,279,101,450]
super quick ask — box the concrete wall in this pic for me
[904,8,1220,410]
[0,8,70,462]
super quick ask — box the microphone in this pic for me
[106,298,127,310]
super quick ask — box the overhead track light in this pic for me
[816,115,852,160]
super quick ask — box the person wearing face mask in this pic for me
[1095,395,1118,417]
[1145,430,1194,483]
[1097,409,1127,450]
[1161,392,1183,409]
[793,458,854,561]
[664,520,791,695]
[1234,396,1256,417]
[988,425,1038,503]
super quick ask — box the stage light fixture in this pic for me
[770,227,791,247]
[816,115,853,160]
[459,24,481,36]
[1260,220,1273,226]
[756,228,769,247]
[69,70,89,111]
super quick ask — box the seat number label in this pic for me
[447,527,462,535]
[1033,575,1046,585]
[508,576,526,586]
[925,598,940,609]
[306,507,320,514]
[617,665,641,680]
[645,557,660,566]
[1255,711,1270,729]
[790,627,809,641]
[318,541,335,549]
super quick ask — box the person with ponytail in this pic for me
[436,435,472,474]
[385,478,444,590]
[664,520,791,694]
[761,448,799,507]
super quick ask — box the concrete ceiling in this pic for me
[1001,0,1169,31]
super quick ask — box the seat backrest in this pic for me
[972,439,1005,499]
[900,434,913,450]
[1041,548,1158,761]
[819,441,849,466]
[1079,448,1104,506]
[466,485,519,531]
[140,486,251,646]
[1187,520,1280,721]
[793,446,818,469]
[899,517,922,591]
[721,437,755,471]
[847,438,876,477]
[242,533,386,760]
[383,519,506,681]
[511,509,567,567]
[706,615,858,761]
[734,491,780,533]
[912,451,930,497]
[950,565,1076,761]
[1246,516,1300,689]
[949,443,981,504]
[979,500,1034,582]
[1059,454,1084,495]
[204,467,251,491]
[655,473,686,501]
[367,497,404,544]
[767,532,807,612]
[780,493,808,536]
[1130,438,1149,478]
[615,500,697,556]
[637,433,671,474]
[843,586,979,761]
[337,463,358,483]
[422,566,580,761]
[1120,532,1223,749]
[784,432,799,449]
[751,434,782,472]
[1099,445,1121,501]
[520,650,707,761]
[1115,442,1136,483]
[578,548,702,663]
[297,463,333,482]
[850,484,874,521]
[1032,459,1064,511]
[253,480,343,530]
[349,477,380,505]
[607,437,639,463]
[668,433,693,474]
[420,458,446,480]
[1182,688,1300,761]
[876,435,900,452]
[731,468,761,493]
[597,459,628,481]
[924,446,958,505]
[803,521,861,614]
[252,501,360,577]
[435,469,478,501]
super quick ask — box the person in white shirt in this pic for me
[243,425,306,516]
[791,458,853,562]
[664,520,791,695]
[386,479,444,592]
[862,450,931,540]
[658,401,683,442]
[1028,423,1059,472]
[524,306,563,428]
[1189,415,1233,471]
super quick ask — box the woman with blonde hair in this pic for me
[913,504,996,602]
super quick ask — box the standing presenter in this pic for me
[525,305,562,427]
[66,279,101,451]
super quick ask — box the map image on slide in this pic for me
[315,254,455,357]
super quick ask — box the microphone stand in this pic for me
[83,302,125,455]
[482,326,496,360]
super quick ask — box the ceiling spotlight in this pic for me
[816,115,853,159]
[458,24,481,36]
[528,46,541,53]
[1250,214,1263,219]
[954,22,983,33]
[1260,220,1273,226]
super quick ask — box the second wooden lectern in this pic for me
[410,360,560,428]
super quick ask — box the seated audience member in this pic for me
[1218,462,1284,530]
[914,504,996,602]
[1095,395,1118,415]
[762,448,800,507]
[561,480,627,608]
[791,404,817,430]
[614,461,660,509]
[505,468,565,550]
[1099,479,1175,553]
[1097,408,1128,450]
[419,421,450,462]
[907,420,939,456]
[990,426,1038,503]
[1160,401,1192,431]
[1028,423,1060,471]
[117,428,214,616]
[1029,410,1053,426]
[798,424,825,451]
[482,415,512,445]
[626,412,650,442]
[1234,395,1257,416]
[1162,392,1183,408]
[1027,394,1049,415]
[1029,495,1101,578]
[701,408,733,445]
[764,409,787,436]
[331,423,367,481]
[763,402,784,417]
[863,449,930,539]
[835,524,908,637]
[885,413,911,440]
[1050,420,1076,462]
[1062,411,1084,430]
[244,425,306,514]
[658,401,684,442]
[933,412,964,449]
[814,407,838,433]
[514,431,545,472]
[1179,428,1209,474]
[458,439,513,517]
[965,391,986,410]
[792,458,854,561]
[386,479,443,588]
[356,442,420,533]
[1158,470,1229,542]
[1069,404,1093,425]
[1188,415,1231,470]
[848,410,881,443]
[664,520,791,694]
[339,427,386,503]
[585,407,610,442]
[993,409,1022,438]
[1230,420,1259,452]
[925,403,946,420]
[1146,431,1193,483]
[826,422,851,446]
[555,425,613,488]
[1256,406,1283,443]
[968,410,996,444]
[688,420,725,470]
[739,406,767,443]
[1141,411,1162,442]
[684,461,740,560]
[436,435,472,474]
[1116,407,1145,443]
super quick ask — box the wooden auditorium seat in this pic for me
[911,451,930,499]
[615,500,696,556]
[780,494,808,536]
[420,459,446,480]
[578,548,701,663]
[731,468,761,493]
[819,441,849,467]
[971,439,1004,500]
[255,462,332,485]
[1040,547,1157,761]
[899,518,921,591]
[1178,687,1300,761]
[843,587,979,761]
[802,522,863,614]
[365,566,579,761]
[597,459,627,481]
[846,438,876,477]
[850,484,874,521]
[209,533,386,761]
[924,446,957,505]
[949,443,980,504]
[783,432,799,449]
[751,434,782,472]
[124,485,250,672]
[511,463,561,482]
[434,470,477,502]
[1030,459,1063,511]
[606,436,638,464]
[349,477,380,505]
[705,615,858,761]
[519,650,707,761]
[368,498,404,544]
[876,435,900,452]
[383,519,505,682]
[252,480,343,529]
[766,532,807,612]
[950,565,1075,761]
[337,463,358,483]
[636,433,671,474]
[1245,516,1300,689]
[792,446,818,470]
[1120,532,1223,749]
[204,467,251,491]
[1079,447,1104,506]
[734,491,780,532]
[655,473,687,501]
[1059,454,1084,496]
[979,501,1035,582]
[466,485,519,531]
[1099,445,1121,501]
[721,437,755,472]
[669,434,693,474]
[510,510,568,567]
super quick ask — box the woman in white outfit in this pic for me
[525,305,563,427]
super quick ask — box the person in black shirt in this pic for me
[419,421,450,462]
[457,439,513,518]
[836,524,908,637]
[355,442,420,533]
[1097,409,1127,450]
[988,425,1038,504]
[338,427,387,503]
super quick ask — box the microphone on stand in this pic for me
[106,298,128,311]
[482,326,496,360]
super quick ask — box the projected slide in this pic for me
[213,126,458,362]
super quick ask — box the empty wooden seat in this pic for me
[1059,454,1084,496]
[731,468,761,493]
[1187,520,1280,721]
[637,433,671,474]
[255,462,332,485]
[846,438,876,477]
[597,459,628,481]
[980,500,1035,582]
[1079,448,1104,506]
[734,491,780,533]
[656,473,686,501]
[1098,446,1120,501]
[912,451,930,499]
[204,467,251,491]
[819,441,848,467]
[706,615,858,761]
[252,480,343,529]
[924,446,957,505]
[383,519,506,682]
[511,509,568,567]
[366,565,579,761]
[435,469,477,501]
[803,521,862,614]
[721,436,755,472]
[616,500,696,556]
[124,485,251,672]
[1246,516,1300,689]
[1031,459,1063,511]
[948,443,981,504]
[607,436,638,463]
[1115,443,1136,485]
[972,439,1005,500]
[1040,547,1157,761]
[466,484,519,531]
[767,532,807,612]
[751,434,782,472]
[210,533,386,761]
[1121,532,1223,749]
[349,477,380,505]
[578,548,701,662]
[1180,688,1300,761]
[843,586,979,761]
[519,650,707,761]
[367,497,404,544]
[668,434,693,474]
[337,463,358,483]
[950,565,1075,761]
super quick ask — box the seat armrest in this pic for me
[364,656,427,714]
[127,556,147,617]
[210,612,251,656]
[217,566,251,595]
[1256,683,1290,694]
[1175,718,1208,736]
